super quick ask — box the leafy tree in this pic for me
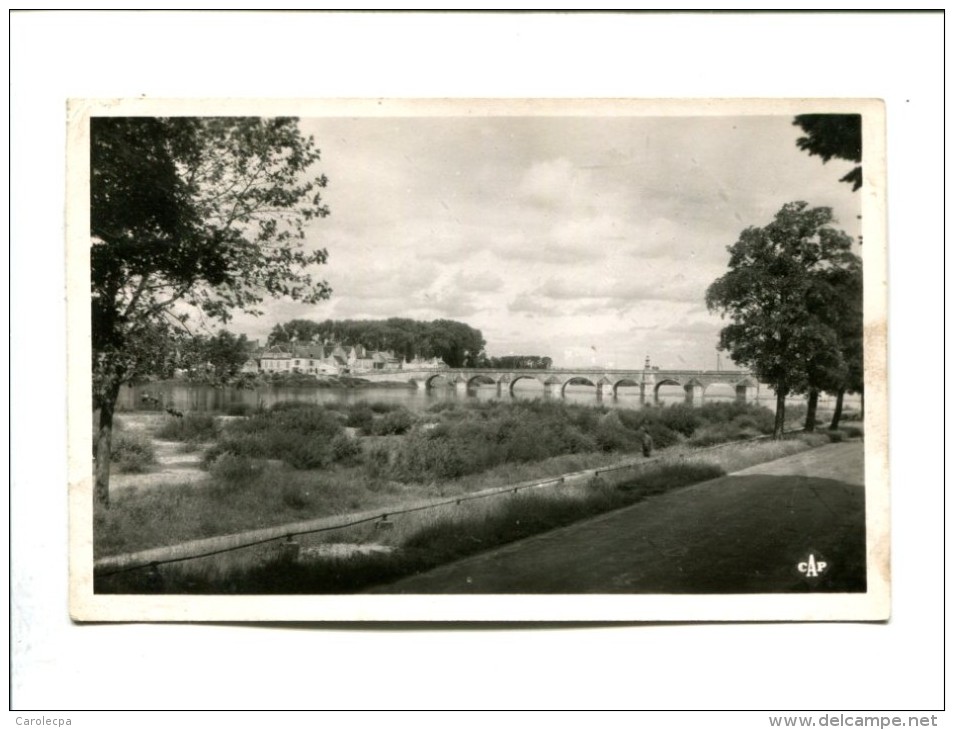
[267,318,326,345]
[706,202,858,438]
[91,116,331,506]
[818,262,864,429]
[202,331,254,381]
[793,114,862,191]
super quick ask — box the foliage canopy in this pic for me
[706,201,861,436]
[793,114,862,191]
[91,116,331,504]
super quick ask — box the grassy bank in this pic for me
[94,431,841,594]
[97,399,804,557]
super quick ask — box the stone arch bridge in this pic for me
[360,368,759,405]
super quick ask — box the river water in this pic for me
[117,380,861,416]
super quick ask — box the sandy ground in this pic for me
[369,441,867,594]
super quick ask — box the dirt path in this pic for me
[370,441,867,594]
[110,414,208,490]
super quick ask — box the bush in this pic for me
[656,404,702,437]
[345,404,374,433]
[841,425,864,439]
[203,404,345,470]
[642,422,681,450]
[332,434,362,463]
[371,408,415,436]
[364,442,394,480]
[368,401,401,414]
[110,432,156,473]
[594,411,638,452]
[688,422,745,447]
[207,452,267,484]
[156,413,218,442]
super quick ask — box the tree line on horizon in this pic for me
[267,317,486,368]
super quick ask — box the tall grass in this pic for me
[95,460,726,594]
[93,461,402,557]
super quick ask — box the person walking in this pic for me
[638,426,654,458]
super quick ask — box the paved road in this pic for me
[371,441,866,594]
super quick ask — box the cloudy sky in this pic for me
[232,110,861,370]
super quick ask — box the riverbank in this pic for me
[96,399,812,557]
[93,419,858,594]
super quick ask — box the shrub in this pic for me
[594,411,638,452]
[283,438,336,470]
[332,434,362,463]
[110,432,156,473]
[656,404,702,437]
[371,408,415,436]
[156,413,218,442]
[368,401,401,414]
[642,422,681,450]
[364,442,394,480]
[345,404,374,433]
[826,430,845,443]
[207,452,267,484]
[688,423,743,447]
[841,425,864,439]
[203,404,345,470]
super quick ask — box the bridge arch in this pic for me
[653,378,683,402]
[508,373,547,396]
[702,381,737,400]
[420,373,451,390]
[611,377,641,397]
[466,373,498,389]
[560,376,597,397]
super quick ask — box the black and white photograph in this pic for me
[69,98,887,621]
[12,9,944,718]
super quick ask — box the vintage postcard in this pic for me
[67,98,888,622]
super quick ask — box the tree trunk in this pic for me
[773,388,787,440]
[829,388,846,430]
[804,388,819,432]
[94,376,123,509]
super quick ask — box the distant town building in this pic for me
[405,355,448,371]
[252,342,404,376]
